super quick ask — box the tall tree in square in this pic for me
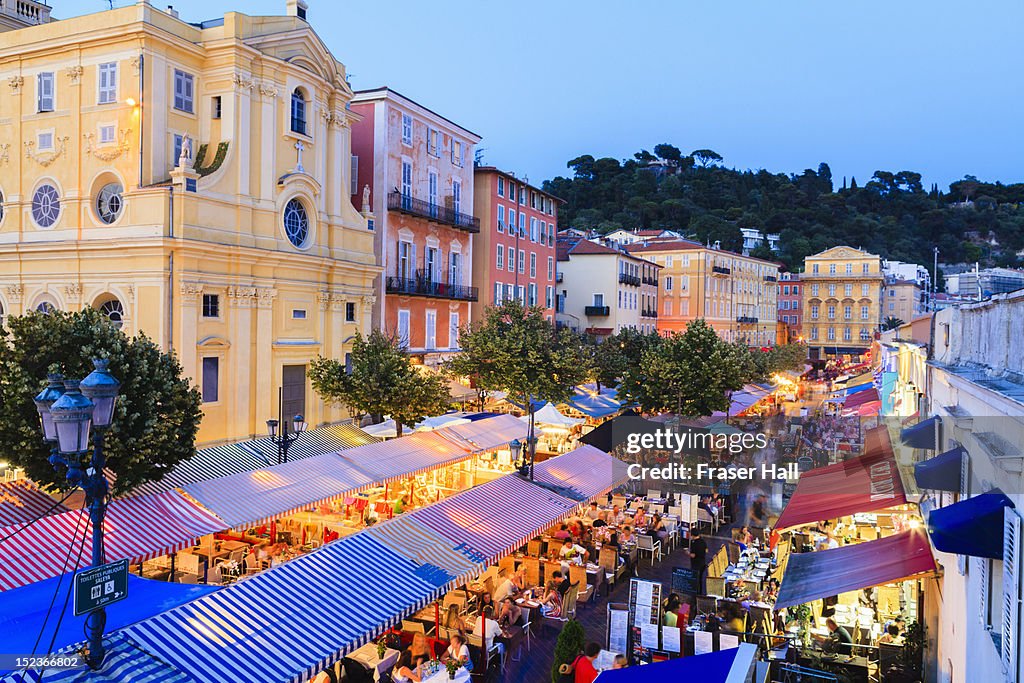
[309,330,451,437]
[445,301,590,462]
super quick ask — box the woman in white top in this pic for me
[445,633,471,668]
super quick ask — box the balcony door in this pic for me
[398,241,413,280]
[281,365,306,421]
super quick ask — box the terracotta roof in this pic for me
[557,235,657,264]
[624,239,702,253]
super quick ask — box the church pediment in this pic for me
[810,246,875,260]
[245,29,347,90]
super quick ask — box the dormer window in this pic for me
[290,88,307,136]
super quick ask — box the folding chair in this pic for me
[636,534,662,566]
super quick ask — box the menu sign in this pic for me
[628,578,661,664]
[606,603,630,656]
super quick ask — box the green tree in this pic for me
[691,148,723,167]
[768,343,809,373]
[634,320,745,416]
[444,301,590,456]
[309,330,451,437]
[551,619,585,683]
[0,308,202,495]
[592,328,663,391]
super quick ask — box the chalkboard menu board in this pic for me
[628,578,661,664]
[671,566,699,596]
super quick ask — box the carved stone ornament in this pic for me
[256,288,278,308]
[180,282,203,302]
[66,66,83,85]
[62,283,83,303]
[317,291,332,311]
[5,284,23,303]
[24,136,70,167]
[129,57,141,75]
[259,82,278,98]
[126,285,136,303]
[83,129,131,161]
[227,285,257,307]
[361,294,376,307]
[232,73,255,92]
[0,143,9,165]
[8,76,23,94]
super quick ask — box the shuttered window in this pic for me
[1003,508,1021,681]
[37,72,54,112]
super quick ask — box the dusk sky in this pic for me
[58,0,1024,190]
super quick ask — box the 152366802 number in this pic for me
[2,654,85,670]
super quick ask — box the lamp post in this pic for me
[266,387,306,464]
[509,415,539,480]
[34,359,121,670]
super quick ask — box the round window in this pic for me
[283,198,309,248]
[99,298,124,328]
[0,190,5,222]
[96,183,124,224]
[32,184,61,228]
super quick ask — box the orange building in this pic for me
[350,88,481,365]
[472,168,559,321]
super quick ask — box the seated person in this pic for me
[618,526,635,545]
[585,501,601,521]
[816,617,854,656]
[559,539,588,562]
[493,568,514,603]
[540,579,563,616]
[720,604,745,634]
[592,511,609,528]
[611,654,628,669]
[552,524,572,541]
[393,651,428,683]
[632,506,648,528]
[610,505,625,525]
[510,567,529,594]
[479,606,505,655]
[877,623,904,646]
[497,597,522,627]
[444,633,472,670]
[478,591,496,614]
[444,603,467,634]
[551,570,571,598]
[408,632,432,661]
[651,514,669,543]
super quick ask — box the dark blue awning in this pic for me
[928,489,1015,559]
[901,415,941,449]
[915,447,965,492]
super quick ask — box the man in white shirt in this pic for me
[585,501,601,521]
[559,539,588,562]
[479,606,505,655]
[493,568,514,603]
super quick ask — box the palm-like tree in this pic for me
[882,316,906,331]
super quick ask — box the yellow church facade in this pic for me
[0,1,378,445]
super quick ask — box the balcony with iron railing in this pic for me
[584,305,610,317]
[618,273,641,287]
[764,275,777,282]
[712,266,731,276]
[736,315,759,324]
[387,191,480,233]
[385,270,478,302]
[642,276,659,286]
[641,309,658,318]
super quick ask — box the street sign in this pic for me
[73,559,129,616]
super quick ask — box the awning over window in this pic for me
[845,381,876,395]
[0,492,228,591]
[914,446,966,492]
[0,574,217,673]
[774,426,907,530]
[0,479,67,527]
[182,453,376,530]
[775,529,937,609]
[928,490,1014,560]
[844,387,879,408]
[901,415,941,450]
[125,534,443,683]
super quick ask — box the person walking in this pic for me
[689,528,708,594]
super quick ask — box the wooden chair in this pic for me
[175,552,202,583]
[726,542,741,565]
[598,546,626,590]
[611,495,626,509]
[527,539,543,557]
[569,565,594,605]
[443,592,467,613]
[523,557,541,588]
[498,555,515,575]
[636,534,662,566]
[401,619,433,637]
[705,577,726,597]
[243,554,262,575]
[543,584,580,633]
[742,580,760,596]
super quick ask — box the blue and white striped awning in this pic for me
[182,454,376,529]
[365,515,482,588]
[532,444,631,502]
[1,632,190,683]
[124,534,441,683]
[132,424,379,497]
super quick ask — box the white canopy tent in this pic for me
[528,402,585,428]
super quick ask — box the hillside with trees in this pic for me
[541,145,1024,274]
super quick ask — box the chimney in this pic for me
[166,5,179,18]
[286,0,309,20]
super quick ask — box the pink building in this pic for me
[349,88,481,365]
[778,272,802,341]
[472,168,559,321]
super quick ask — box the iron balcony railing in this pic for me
[736,315,759,324]
[618,273,641,286]
[387,191,480,233]
[584,305,610,317]
[642,309,658,318]
[642,276,659,286]
[385,273,478,302]
[712,266,731,276]
[764,275,778,282]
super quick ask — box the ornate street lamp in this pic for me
[267,388,307,464]
[34,359,121,670]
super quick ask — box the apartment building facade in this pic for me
[801,246,883,360]
[777,272,802,341]
[883,278,925,325]
[472,168,558,320]
[555,235,659,339]
[626,239,780,346]
[0,1,378,445]
[349,88,480,365]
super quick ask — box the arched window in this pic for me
[96,182,124,224]
[36,301,57,315]
[290,88,306,136]
[98,298,124,328]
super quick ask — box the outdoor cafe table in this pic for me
[722,554,770,587]
[421,665,471,683]
[348,643,400,682]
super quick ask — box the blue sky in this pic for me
[58,0,1024,189]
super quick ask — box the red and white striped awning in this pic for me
[434,414,529,453]
[337,431,470,484]
[0,479,67,527]
[0,491,227,591]
[412,474,578,565]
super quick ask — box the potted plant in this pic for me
[790,604,813,648]
[445,657,460,679]
[551,619,585,683]
[375,636,387,661]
